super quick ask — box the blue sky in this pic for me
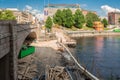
[0,0,120,17]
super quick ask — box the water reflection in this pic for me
[94,36,104,53]
[75,36,120,80]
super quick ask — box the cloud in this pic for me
[80,4,87,7]
[24,5,44,21]
[25,5,32,10]
[101,5,120,13]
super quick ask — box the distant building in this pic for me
[44,4,80,21]
[108,12,120,25]
[44,4,97,21]
[1,8,34,24]
[82,9,97,16]
[12,11,34,24]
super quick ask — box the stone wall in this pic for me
[65,31,120,38]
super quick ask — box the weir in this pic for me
[59,42,99,80]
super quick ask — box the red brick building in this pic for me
[108,12,120,25]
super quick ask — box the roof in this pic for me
[45,4,80,8]
[6,8,19,11]
[108,12,120,14]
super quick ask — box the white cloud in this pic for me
[101,5,120,13]
[25,5,32,10]
[24,5,44,21]
[35,13,44,20]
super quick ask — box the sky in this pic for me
[0,0,120,17]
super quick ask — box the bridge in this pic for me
[0,21,40,80]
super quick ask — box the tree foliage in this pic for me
[45,16,53,32]
[53,9,74,28]
[86,12,100,27]
[62,9,74,28]
[53,9,62,25]
[102,18,108,27]
[74,9,85,28]
[118,18,120,24]
[0,10,16,20]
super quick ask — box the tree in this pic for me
[118,18,120,25]
[53,9,62,25]
[86,12,100,27]
[74,9,85,28]
[102,18,108,27]
[45,16,53,32]
[62,9,74,28]
[0,10,16,20]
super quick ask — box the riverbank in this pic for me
[18,28,100,80]
[65,30,120,37]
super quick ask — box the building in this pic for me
[82,9,97,16]
[108,12,120,25]
[6,8,34,24]
[44,4,97,21]
[13,11,34,24]
[93,21,104,31]
[44,4,80,21]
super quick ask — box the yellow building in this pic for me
[6,8,34,24]
[93,21,104,31]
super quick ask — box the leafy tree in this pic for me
[102,18,108,27]
[118,18,120,25]
[61,9,66,27]
[0,10,16,20]
[53,9,62,25]
[45,16,53,32]
[74,9,85,28]
[62,9,74,28]
[86,12,100,27]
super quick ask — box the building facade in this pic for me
[6,8,34,24]
[44,4,80,21]
[82,9,97,16]
[44,4,97,21]
[13,11,34,24]
[108,12,120,25]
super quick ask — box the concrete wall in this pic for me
[65,31,120,38]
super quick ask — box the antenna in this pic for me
[48,0,49,8]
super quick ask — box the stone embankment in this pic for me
[65,31,120,37]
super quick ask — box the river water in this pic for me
[75,36,120,80]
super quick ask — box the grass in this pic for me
[104,28,111,30]
[82,26,94,30]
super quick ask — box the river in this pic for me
[75,36,120,80]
